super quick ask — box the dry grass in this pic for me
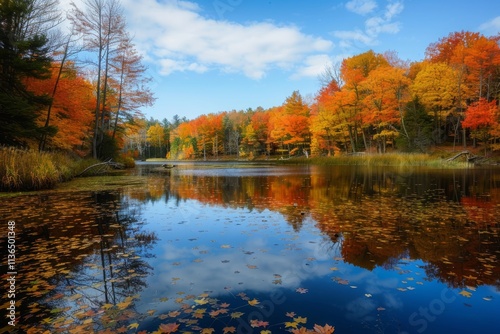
[0,147,103,191]
[279,152,470,168]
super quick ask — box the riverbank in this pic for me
[0,148,104,191]
[150,150,500,168]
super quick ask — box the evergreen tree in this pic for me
[0,0,54,146]
[397,97,434,152]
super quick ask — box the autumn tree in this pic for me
[269,91,310,157]
[462,99,499,153]
[37,32,83,151]
[146,123,165,158]
[411,62,458,144]
[426,31,500,146]
[110,34,155,141]
[360,66,411,152]
[69,0,127,158]
[25,62,95,154]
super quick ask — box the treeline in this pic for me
[138,31,500,160]
[0,0,154,160]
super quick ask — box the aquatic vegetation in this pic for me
[0,147,107,191]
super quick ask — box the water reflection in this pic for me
[1,165,499,333]
[0,191,156,333]
[161,166,500,281]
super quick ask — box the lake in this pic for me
[1,163,499,333]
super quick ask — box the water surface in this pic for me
[1,163,499,333]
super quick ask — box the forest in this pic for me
[1,0,500,162]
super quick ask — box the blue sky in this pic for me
[61,0,500,122]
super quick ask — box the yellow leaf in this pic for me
[248,298,260,306]
[285,321,298,329]
[294,316,307,324]
[459,290,472,298]
[260,331,272,334]
[231,312,244,319]
[194,298,209,305]
[128,322,140,329]
[116,300,131,310]
[102,303,114,310]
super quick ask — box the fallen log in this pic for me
[446,151,470,162]
[76,159,124,177]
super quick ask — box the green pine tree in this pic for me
[0,0,53,146]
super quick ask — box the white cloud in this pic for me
[333,1,403,48]
[345,0,378,15]
[293,54,333,79]
[479,16,500,35]
[117,0,333,79]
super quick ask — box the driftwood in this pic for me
[77,159,124,177]
[446,151,480,163]
[161,164,177,169]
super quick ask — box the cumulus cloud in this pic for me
[293,54,333,79]
[334,1,403,48]
[345,0,378,15]
[103,0,333,79]
[479,16,500,35]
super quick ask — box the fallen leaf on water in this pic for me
[194,298,208,305]
[248,298,260,306]
[250,319,269,328]
[294,316,307,324]
[223,326,236,333]
[459,290,472,298]
[128,323,140,330]
[296,287,308,294]
[231,312,244,319]
[313,323,335,334]
[285,321,299,329]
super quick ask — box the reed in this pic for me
[0,147,103,191]
[279,153,469,168]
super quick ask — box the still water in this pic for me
[1,163,499,333]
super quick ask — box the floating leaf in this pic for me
[250,319,269,328]
[223,327,236,334]
[128,323,140,330]
[194,298,209,305]
[231,312,244,319]
[248,298,260,306]
[313,323,335,334]
[285,321,299,329]
[294,316,307,324]
[158,322,179,333]
[459,290,472,298]
[296,287,308,294]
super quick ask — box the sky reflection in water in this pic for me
[1,165,499,333]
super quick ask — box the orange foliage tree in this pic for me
[26,63,95,155]
[462,99,499,153]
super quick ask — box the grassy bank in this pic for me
[277,153,471,167]
[0,147,104,191]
